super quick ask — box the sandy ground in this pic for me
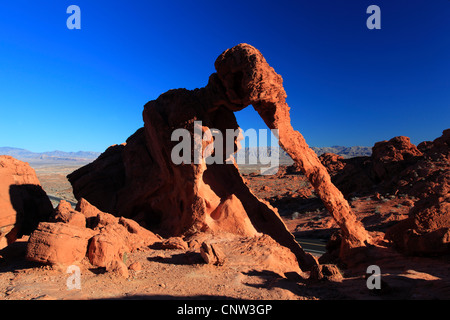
[2,234,450,300]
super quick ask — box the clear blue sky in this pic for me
[0,0,449,152]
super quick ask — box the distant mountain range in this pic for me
[235,146,372,164]
[0,145,372,167]
[310,146,372,158]
[0,147,101,166]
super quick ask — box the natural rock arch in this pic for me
[69,43,372,270]
[214,44,372,256]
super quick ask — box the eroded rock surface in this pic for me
[385,130,450,255]
[26,198,162,266]
[0,156,53,248]
[317,129,450,256]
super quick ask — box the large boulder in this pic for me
[68,144,125,215]
[26,222,95,265]
[52,200,86,228]
[372,136,423,183]
[0,156,53,247]
[87,214,163,268]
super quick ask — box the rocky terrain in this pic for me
[0,44,449,300]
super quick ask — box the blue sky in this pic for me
[0,0,449,152]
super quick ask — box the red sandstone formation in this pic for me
[372,136,423,183]
[200,242,226,266]
[320,132,449,199]
[316,129,449,256]
[26,198,162,266]
[52,200,86,228]
[68,44,375,269]
[384,129,450,255]
[26,222,95,265]
[318,153,346,175]
[0,156,53,248]
[319,153,375,197]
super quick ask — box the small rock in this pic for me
[200,242,225,266]
[53,200,86,228]
[5,287,15,295]
[310,264,343,282]
[128,261,141,271]
[160,237,188,250]
[106,259,129,278]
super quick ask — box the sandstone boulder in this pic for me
[106,259,129,278]
[200,242,226,266]
[310,264,343,282]
[52,200,86,228]
[75,197,105,221]
[372,136,423,183]
[320,130,449,202]
[26,198,162,266]
[88,227,127,268]
[26,222,95,265]
[160,237,189,250]
[128,261,142,271]
[319,153,346,175]
[0,156,53,247]
[85,204,162,267]
[206,195,259,237]
[320,154,375,197]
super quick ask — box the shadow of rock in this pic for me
[242,269,305,297]
[98,294,238,300]
[147,252,204,265]
[9,184,53,238]
[0,240,41,273]
[269,196,324,216]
